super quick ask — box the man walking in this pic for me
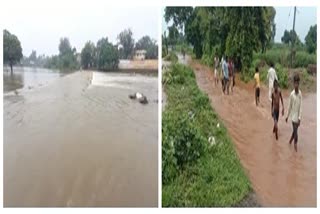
[267,63,278,101]
[222,56,229,95]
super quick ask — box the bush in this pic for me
[162,63,195,85]
[162,63,251,206]
[253,46,316,69]
[168,114,206,168]
[201,53,214,67]
[243,61,288,89]
[275,63,289,89]
[307,64,317,75]
[293,51,316,68]
[163,52,178,63]
[162,111,179,184]
[256,48,290,67]
[301,68,312,82]
[259,66,268,84]
[162,45,168,58]
[162,64,207,184]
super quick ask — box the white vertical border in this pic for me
[158,4,163,209]
[0,4,4,208]
[316,4,319,209]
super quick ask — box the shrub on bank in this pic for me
[162,111,207,184]
[163,52,178,64]
[162,63,251,207]
[253,47,316,69]
[275,63,289,89]
[242,61,288,89]
[294,51,316,68]
[163,63,194,85]
[201,53,214,67]
[162,45,168,58]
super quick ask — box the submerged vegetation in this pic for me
[162,63,251,207]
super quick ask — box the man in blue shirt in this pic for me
[222,56,229,94]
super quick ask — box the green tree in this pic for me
[162,32,169,57]
[168,26,179,47]
[135,36,158,59]
[29,50,37,63]
[58,37,79,70]
[59,38,72,56]
[258,7,276,52]
[164,7,198,54]
[305,24,317,54]
[224,7,267,71]
[45,55,60,69]
[164,7,193,31]
[184,7,204,58]
[164,7,276,73]
[81,41,96,69]
[281,29,301,46]
[117,28,135,59]
[281,30,291,44]
[96,37,119,70]
[3,29,23,72]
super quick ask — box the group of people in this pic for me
[253,64,302,152]
[213,54,302,152]
[213,56,235,95]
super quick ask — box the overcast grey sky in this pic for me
[2,1,158,56]
[274,7,317,43]
[162,7,317,43]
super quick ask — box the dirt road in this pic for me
[187,57,316,207]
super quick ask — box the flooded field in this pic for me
[190,60,316,207]
[3,68,158,207]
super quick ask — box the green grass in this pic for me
[253,45,316,68]
[162,63,251,207]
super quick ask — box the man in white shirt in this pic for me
[286,74,302,152]
[267,63,278,101]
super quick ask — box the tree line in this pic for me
[281,25,317,54]
[164,7,316,74]
[3,28,158,72]
[81,29,158,69]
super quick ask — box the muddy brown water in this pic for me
[188,59,316,207]
[4,69,158,207]
[3,67,68,93]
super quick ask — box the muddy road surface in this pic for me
[189,59,316,207]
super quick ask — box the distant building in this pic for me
[134,50,147,60]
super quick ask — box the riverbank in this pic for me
[190,59,316,206]
[4,70,158,207]
[162,63,252,207]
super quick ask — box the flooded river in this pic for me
[3,68,158,207]
[190,60,316,207]
[3,67,68,93]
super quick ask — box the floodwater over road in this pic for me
[190,60,316,207]
[3,67,68,93]
[4,69,158,207]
